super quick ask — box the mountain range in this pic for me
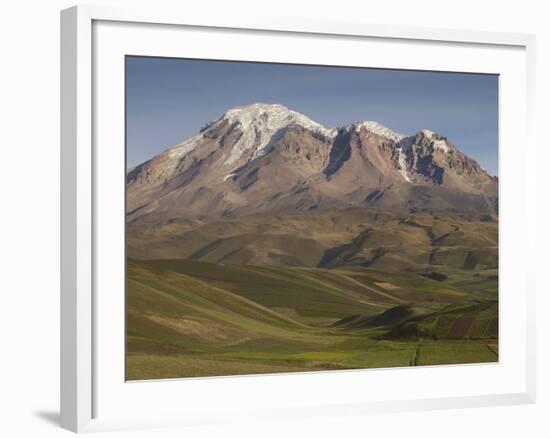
[127,103,498,223]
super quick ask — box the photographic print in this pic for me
[126,57,498,381]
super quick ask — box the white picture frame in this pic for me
[60,4,536,433]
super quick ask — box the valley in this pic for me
[126,211,498,380]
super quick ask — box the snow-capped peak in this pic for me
[167,134,202,160]
[223,103,327,132]
[420,129,451,153]
[353,121,406,142]
[420,129,436,137]
[220,103,333,165]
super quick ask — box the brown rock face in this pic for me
[399,131,497,194]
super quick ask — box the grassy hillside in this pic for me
[127,209,498,271]
[127,255,498,380]
[387,301,498,339]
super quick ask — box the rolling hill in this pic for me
[127,259,498,380]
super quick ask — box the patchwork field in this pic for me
[127,243,498,380]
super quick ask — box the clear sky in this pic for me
[126,56,498,175]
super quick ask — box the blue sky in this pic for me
[126,57,498,175]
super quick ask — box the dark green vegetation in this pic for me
[127,212,498,380]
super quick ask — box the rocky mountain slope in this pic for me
[127,103,498,224]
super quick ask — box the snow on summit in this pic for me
[221,103,333,165]
[163,103,452,176]
[420,129,451,153]
[128,103,496,202]
[223,103,328,133]
[354,120,406,142]
[217,103,414,165]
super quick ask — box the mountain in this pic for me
[127,103,497,224]
[125,103,499,379]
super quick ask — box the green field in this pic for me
[126,254,498,380]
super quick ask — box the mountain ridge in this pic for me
[127,103,497,222]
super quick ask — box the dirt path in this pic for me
[359,299,389,308]
[335,272,404,303]
[487,344,499,357]
[410,341,422,366]
[295,269,392,308]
